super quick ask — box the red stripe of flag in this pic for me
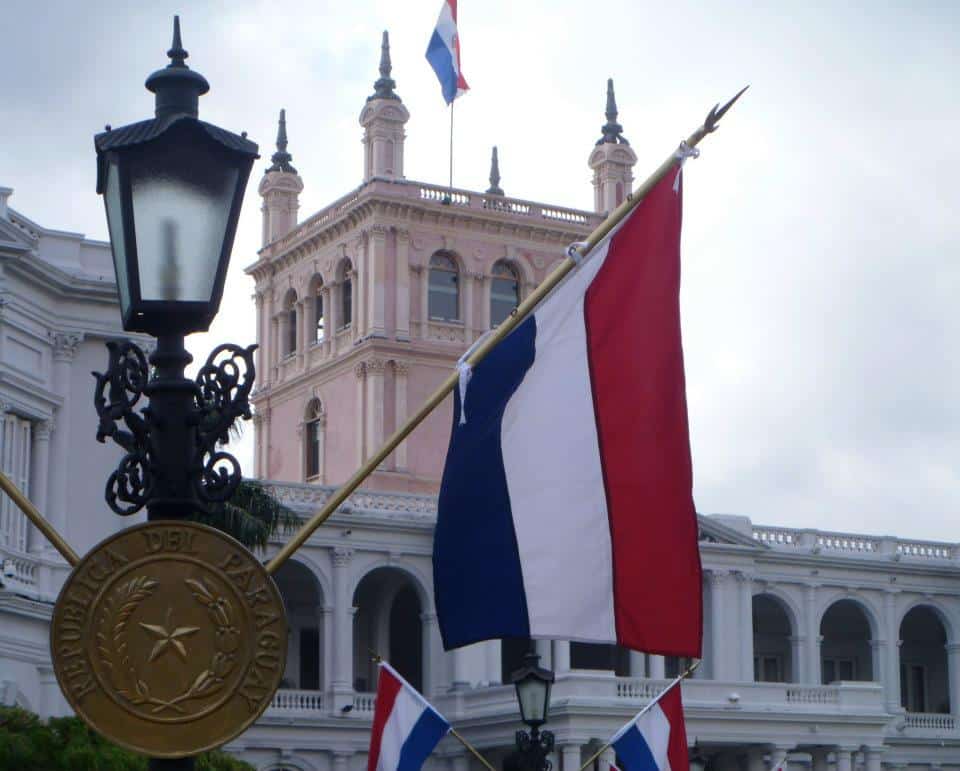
[367,667,403,771]
[583,165,703,657]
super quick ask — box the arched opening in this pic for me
[570,643,629,675]
[353,567,424,693]
[282,289,298,357]
[428,252,460,321]
[310,276,325,343]
[274,560,323,691]
[752,594,794,682]
[490,260,520,327]
[304,399,323,480]
[338,260,353,329]
[820,599,874,682]
[900,606,950,713]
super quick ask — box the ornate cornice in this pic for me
[332,546,354,567]
[49,331,83,361]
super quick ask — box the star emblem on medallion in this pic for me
[140,608,200,662]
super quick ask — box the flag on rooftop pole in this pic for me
[609,680,689,771]
[367,662,451,771]
[432,162,703,657]
[426,0,469,104]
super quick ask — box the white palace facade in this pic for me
[0,32,958,771]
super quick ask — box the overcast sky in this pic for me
[3,1,958,541]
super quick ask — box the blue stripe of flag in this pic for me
[612,726,660,771]
[433,316,538,649]
[426,31,458,104]
[397,707,450,771]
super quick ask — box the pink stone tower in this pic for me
[247,35,632,493]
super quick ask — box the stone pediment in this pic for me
[697,514,767,548]
[0,218,34,252]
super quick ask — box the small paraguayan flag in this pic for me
[610,683,689,771]
[425,0,469,104]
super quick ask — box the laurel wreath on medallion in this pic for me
[97,575,240,715]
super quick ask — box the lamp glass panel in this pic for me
[104,162,131,315]
[517,676,548,723]
[129,143,238,304]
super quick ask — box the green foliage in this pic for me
[0,707,254,771]
[190,479,301,551]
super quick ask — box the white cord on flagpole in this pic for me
[455,329,495,425]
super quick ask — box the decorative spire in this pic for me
[145,16,210,119]
[267,109,297,173]
[596,78,629,146]
[368,30,400,101]
[168,15,187,67]
[486,146,504,195]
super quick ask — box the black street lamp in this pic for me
[92,17,259,527]
[507,649,556,771]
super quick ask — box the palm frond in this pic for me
[191,480,301,551]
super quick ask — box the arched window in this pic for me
[313,281,325,343]
[305,399,323,480]
[428,253,459,321]
[752,594,794,682]
[340,260,353,328]
[900,606,950,714]
[820,599,874,682]
[490,260,520,327]
[283,291,298,357]
[274,560,324,692]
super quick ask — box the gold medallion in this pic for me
[50,521,287,758]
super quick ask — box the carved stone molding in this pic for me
[366,358,387,375]
[354,362,367,380]
[34,419,54,440]
[332,546,354,568]
[50,331,83,361]
[392,360,409,377]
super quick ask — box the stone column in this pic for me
[947,642,960,716]
[333,751,352,771]
[366,359,386,465]
[28,420,52,552]
[396,229,411,340]
[629,651,646,678]
[351,261,362,343]
[252,413,263,478]
[863,748,883,771]
[321,605,334,695]
[561,745,581,771]
[462,272,477,340]
[331,547,355,711]
[325,284,337,356]
[553,641,571,674]
[422,611,444,697]
[355,363,367,465]
[393,361,409,470]
[450,754,469,771]
[648,655,665,679]
[266,287,276,380]
[48,333,81,544]
[480,270,492,331]
[835,748,854,771]
[535,638,552,669]
[708,570,727,679]
[254,293,265,376]
[270,315,280,376]
[804,584,821,684]
[883,590,901,711]
[368,226,388,338]
[451,648,470,690]
[789,635,805,684]
[297,298,308,367]
[418,263,429,335]
[736,571,754,680]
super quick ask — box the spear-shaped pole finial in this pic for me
[369,30,399,101]
[605,78,618,123]
[268,108,297,173]
[486,146,504,195]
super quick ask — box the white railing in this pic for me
[752,524,956,561]
[616,680,664,699]
[419,186,470,206]
[904,712,956,730]
[353,692,376,713]
[786,686,839,704]
[540,206,589,224]
[270,689,325,714]
[0,548,37,587]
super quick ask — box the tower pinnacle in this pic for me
[596,78,629,146]
[369,30,399,101]
[486,146,504,195]
[267,109,297,174]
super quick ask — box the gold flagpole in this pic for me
[0,470,80,566]
[265,87,747,575]
[577,659,702,771]
[449,727,498,771]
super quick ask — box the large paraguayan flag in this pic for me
[433,163,702,656]
[610,683,689,771]
[425,0,469,104]
[367,663,451,771]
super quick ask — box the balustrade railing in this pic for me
[353,692,376,713]
[904,712,956,730]
[269,689,325,714]
[786,686,839,704]
[752,525,956,561]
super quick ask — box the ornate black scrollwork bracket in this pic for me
[193,343,257,504]
[514,728,555,771]
[93,339,257,517]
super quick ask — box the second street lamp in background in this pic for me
[507,649,556,771]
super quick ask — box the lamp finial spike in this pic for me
[168,15,188,67]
